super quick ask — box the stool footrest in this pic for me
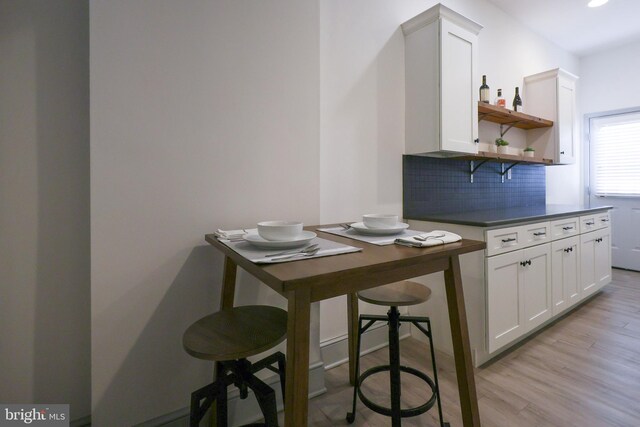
[356,364,438,418]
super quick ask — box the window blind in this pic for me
[590,111,640,197]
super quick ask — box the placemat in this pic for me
[218,236,362,264]
[317,226,424,246]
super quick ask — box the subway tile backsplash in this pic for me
[403,155,546,217]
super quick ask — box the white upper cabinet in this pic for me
[524,68,579,164]
[402,4,482,156]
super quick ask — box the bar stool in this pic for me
[183,305,287,427]
[346,281,447,427]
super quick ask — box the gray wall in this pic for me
[0,0,90,420]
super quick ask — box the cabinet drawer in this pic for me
[486,225,524,256]
[550,217,579,240]
[580,211,610,233]
[522,221,551,247]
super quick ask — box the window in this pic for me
[590,110,640,197]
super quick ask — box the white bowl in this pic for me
[257,221,303,241]
[362,214,398,229]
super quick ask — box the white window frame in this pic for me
[585,107,640,199]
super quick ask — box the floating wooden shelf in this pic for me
[455,150,554,165]
[478,102,553,130]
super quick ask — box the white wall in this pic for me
[0,0,90,420]
[318,0,580,344]
[580,40,640,115]
[90,0,319,425]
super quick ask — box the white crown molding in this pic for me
[402,3,483,36]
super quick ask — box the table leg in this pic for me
[212,257,238,427]
[284,288,311,427]
[443,255,481,427]
[347,293,359,385]
[220,256,237,310]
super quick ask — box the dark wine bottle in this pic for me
[512,87,522,111]
[479,75,490,103]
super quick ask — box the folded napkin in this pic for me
[395,230,462,247]
[214,228,257,240]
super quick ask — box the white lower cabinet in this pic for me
[580,228,612,297]
[551,236,581,315]
[409,210,611,366]
[487,243,551,353]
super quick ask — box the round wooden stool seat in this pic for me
[183,305,287,361]
[357,280,432,307]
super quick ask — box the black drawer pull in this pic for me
[533,232,546,236]
[564,247,573,253]
[562,226,574,231]
[502,238,516,243]
[585,221,595,225]
[601,219,610,222]
[595,237,604,243]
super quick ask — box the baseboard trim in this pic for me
[135,362,326,427]
[321,322,410,370]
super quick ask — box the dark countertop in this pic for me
[406,204,612,227]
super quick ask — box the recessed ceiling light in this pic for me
[588,0,609,7]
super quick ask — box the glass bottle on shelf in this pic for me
[479,75,490,103]
[495,89,505,108]
[512,87,522,112]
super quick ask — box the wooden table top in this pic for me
[205,224,486,301]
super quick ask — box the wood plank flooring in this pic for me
[301,269,640,426]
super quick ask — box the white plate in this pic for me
[243,230,317,249]
[349,222,409,236]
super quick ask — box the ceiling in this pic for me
[486,0,640,57]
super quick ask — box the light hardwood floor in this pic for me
[301,268,640,426]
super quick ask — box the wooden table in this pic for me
[205,225,486,426]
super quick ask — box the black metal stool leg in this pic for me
[245,373,279,427]
[277,352,286,405]
[426,318,446,427]
[388,306,402,427]
[216,379,228,427]
[190,381,218,427]
[346,316,365,424]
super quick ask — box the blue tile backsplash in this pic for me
[403,155,546,217]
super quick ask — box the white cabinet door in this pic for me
[557,74,576,164]
[403,5,481,155]
[522,244,552,330]
[551,236,580,315]
[487,250,525,353]
[580,231,597,296]
[440,19,478,154]
[595,229,612,290]
[524,68,578,165]
[580,229,612,298]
